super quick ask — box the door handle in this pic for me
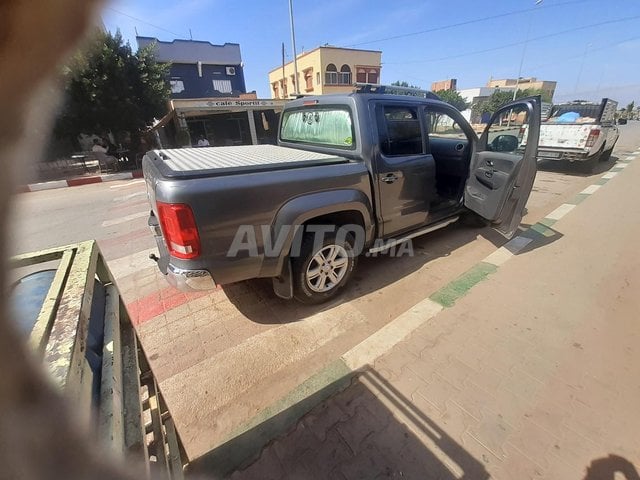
[381,174,398,184]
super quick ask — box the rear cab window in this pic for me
[280,107,355,149]
[379,105,424,156]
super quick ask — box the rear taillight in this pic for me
[157,202,201,259]
[586,128,600,148]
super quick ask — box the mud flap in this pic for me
[272,258,293,300]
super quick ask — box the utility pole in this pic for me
[288,0,300,95]
[513,0,543,101]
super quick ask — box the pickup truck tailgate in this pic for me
[539,124,593,149]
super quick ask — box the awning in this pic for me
[147,109,175,132]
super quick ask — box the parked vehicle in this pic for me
[143,86,541,303]
[535,98,619,171]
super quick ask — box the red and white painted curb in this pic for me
[19,170,144,193]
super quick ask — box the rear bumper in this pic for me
[149,210,217,292]
[537,149,591,162]
[166,264,216,291]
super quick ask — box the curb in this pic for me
[192,152,639,477]
[20,170,144,193]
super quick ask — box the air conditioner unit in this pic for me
[226,66,236,76]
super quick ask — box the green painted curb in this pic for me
[568,193,590,205]
[595,178,609,185]
[430,262,498,308]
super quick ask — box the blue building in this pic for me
[137,36,247,99]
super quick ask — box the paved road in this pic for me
[234,129,640,479]
[9,123,640,464]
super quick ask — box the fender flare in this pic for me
[262,189,374,278]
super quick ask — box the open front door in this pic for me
[464,96,541,238]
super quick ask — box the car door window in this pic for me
[425,111,467,140]
[485,105,530,154]
[380,106,423,156]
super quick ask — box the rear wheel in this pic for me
[600,146,614,162]
[292,232,356,304]
[578,147,604,173]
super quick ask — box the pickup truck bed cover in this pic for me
[145,145,350,178]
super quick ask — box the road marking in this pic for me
[484,236,533,267]
[546,203,576,220]
[101,211,148,227]
[581,184,601,195]
[430,262,497,308]
[602,171,618,179]
[29,180,67,191]
[110,179,146,189]
[625,156,636,161]
[114,191,146,202]
[342,298,443,371]
[613,163,629,169]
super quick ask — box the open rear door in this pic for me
[464,96,541,238]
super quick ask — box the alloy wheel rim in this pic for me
[305,244,349,293]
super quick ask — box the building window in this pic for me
[281,80,288,98]
[339,65,352,85]
[273,82,279,99]
[316,72,320,85]
[356,68,379,84]
[213,79,232,93]
[170,78,185,94]
[290,74,297,89]
[304,70,313,91]
[325,63,338,85]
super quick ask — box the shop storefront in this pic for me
[153,97,288,148]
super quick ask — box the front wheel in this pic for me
[292,232,356,304]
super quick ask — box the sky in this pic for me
[103,0,640,105]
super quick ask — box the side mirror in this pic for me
[490,134,519,153]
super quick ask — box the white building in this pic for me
[457,86,515,123]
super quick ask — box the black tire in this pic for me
[292,231,357,304]
[577,147,603,173]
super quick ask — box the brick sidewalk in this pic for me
[231,157,640,479]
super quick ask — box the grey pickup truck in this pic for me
[143,86,541,303]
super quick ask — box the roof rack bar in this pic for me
[353,82,441,100]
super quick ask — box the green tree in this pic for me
[54,30,170,151]
[517,87,552,103]
[391,80,421,89]
[434,89,469,111]
[472,87,551,121]
[472,90,514,119]
[626,101,635,117]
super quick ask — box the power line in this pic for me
[345,0,591,48]
[105,7,185,38]
[383,14,640,65]
[526,35,640,72]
